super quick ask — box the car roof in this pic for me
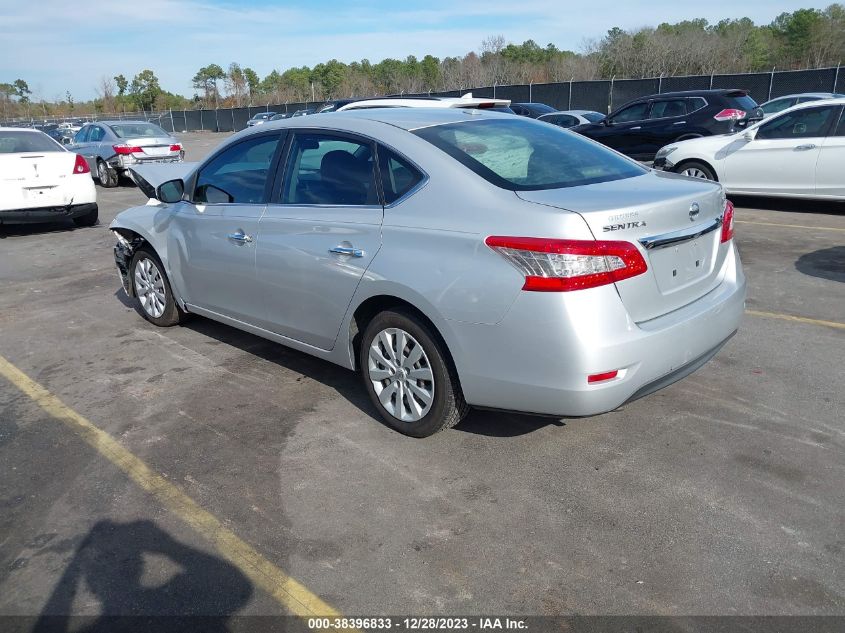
[243,107,509,134]
[765,92,843,100]
[540,110,602,116]
[0,126,50,133]
[339,94,511,111]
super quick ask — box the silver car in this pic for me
[110,109,745,437]
[71,120,183,187]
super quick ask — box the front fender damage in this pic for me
[112,230,144,297]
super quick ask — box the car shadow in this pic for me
[730,195,845,216]
[0,219,91,238]
[170,309,566,437]
[795,246,845,283]
[32,519,253,633]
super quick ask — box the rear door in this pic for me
[723,105,838,194]
[255,130,384,350]
[638,98,690,155]
[815,106,845,197]
[167,131,284,325]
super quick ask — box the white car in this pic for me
[759,92,845,118]
[653,98,845,199]
[337,93,512,112]
[538,110,606,128]
[0,127,98,226]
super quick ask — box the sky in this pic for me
[0,0,822,102]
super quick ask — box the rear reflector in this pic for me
[588,370,618,384]
[485,236,648,292]
[72,154,90,174]
[713,109,746,121]
[721,200,735,243]
[113,144,142,155]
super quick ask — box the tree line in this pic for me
[2,5,843,119]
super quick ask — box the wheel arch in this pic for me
[347,293,464,389]
[673,158,720,182]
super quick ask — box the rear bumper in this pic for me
[449,243,746,417]
[110,155,183,172]
[0,202,98,225]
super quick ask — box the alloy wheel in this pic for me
[134,257,167,318]
[368,327,435,422]
[681,167,710,179]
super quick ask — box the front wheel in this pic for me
[674,160,716,181]
[130,247,185,327]
[360,310,468,437]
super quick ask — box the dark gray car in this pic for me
[70,121,183,187]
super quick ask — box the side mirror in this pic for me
[156,179,184,204]
[603,118,613,126]
[743,129,757,141]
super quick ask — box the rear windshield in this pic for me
[727,95,759,112]
[0,130,64,153]
[582,112,606,122]
[109,123,168,139]
[413,117,646,191]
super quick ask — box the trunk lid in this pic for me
[126,137,179,158]
[517,171,729,322]
[0,152,76,208]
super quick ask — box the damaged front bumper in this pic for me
[113,232,136,296]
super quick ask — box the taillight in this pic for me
[721,200,735,243]
[169,144,182,152]
[113,144,142,155]
[72,154,90,174]
[485,236,648,292]
[713,109,746,121]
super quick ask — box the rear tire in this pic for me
[72,205,98,227]
[97,159,118,188]
[130,246,185,327]
[674,160,716,181]
[360,309,468,437]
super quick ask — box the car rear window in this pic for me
[110,123,168,139]
[727,95,759,112]
[582,112,606,122]
[0,130,64,153]
[413,117,645,191]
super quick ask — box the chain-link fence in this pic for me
[4,66,842,133]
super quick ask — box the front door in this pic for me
[166,132,284,325]
[598,101,651,157]
[256,130,384,350]
[723,105,838,195]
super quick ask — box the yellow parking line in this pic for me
[735,220,845,232]
[745,309,845,330]
[0,354,342,619]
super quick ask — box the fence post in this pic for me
[768,67,776,101]
[231,107,235,131]
[200,108,204,132]
[568,77,573,110]
[709,74,714,89]
[215,108,219,133]
[658,74,663,94]
[529,82,532,102]
[834,64,840,92]
[609,76,615,112]
[169,108,175,132]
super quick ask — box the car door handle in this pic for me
[795,144,817,151]
[227,231,253,243]
[329,246,364,257]
[630,126,641,130]
[672,121,687,125]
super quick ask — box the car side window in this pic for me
[379,146,424,204]
[89,126,105,142]
[832,108,845,137]
[686,97,707,113]
[756,106,838,140]
[282,133,378,206]
[610,102,648,123]
[194,134,281,204]
[761,98,794,115]
[74,127,90,143]
[649,99,687,119]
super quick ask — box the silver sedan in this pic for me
[71,120,183,187]
[110,109,745,437]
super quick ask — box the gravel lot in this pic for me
[1,132,843,621]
